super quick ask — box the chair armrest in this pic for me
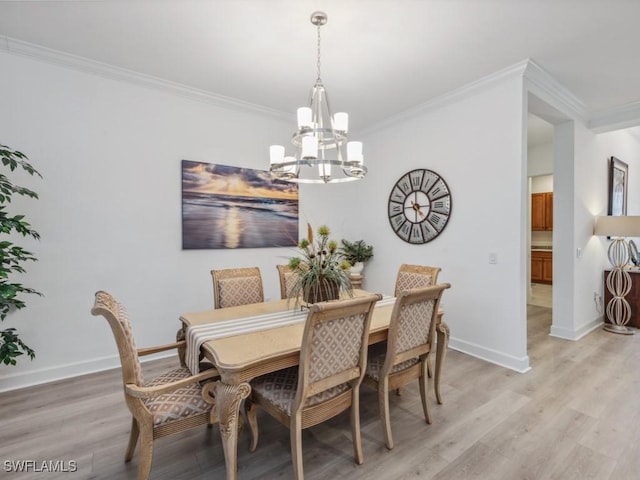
[125,368,219,399]
[137,340,186,356]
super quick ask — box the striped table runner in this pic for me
[185,295,396,374]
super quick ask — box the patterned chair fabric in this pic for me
[396,301,436,353]
[90,290,218,480]
[212,267,264,309]
[246,293,382,479]
[365,353,419,382]
[285,273,298,297]
[251,367,349,416]
[144,367,213,427]
[363,283,450,451]
[393,264,441,296]
[218,276,263,308]
[277,264,300,299]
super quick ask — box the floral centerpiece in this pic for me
[288,224,353,306]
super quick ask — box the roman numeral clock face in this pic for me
[388,169,452,244]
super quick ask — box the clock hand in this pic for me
[411,200,425,218]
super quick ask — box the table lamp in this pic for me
[593,215,640,335]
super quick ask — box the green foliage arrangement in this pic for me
[339,239,374,265]
[0,144,42,366]
[288,224,353,305]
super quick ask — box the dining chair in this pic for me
[276,264,299,299]
[363,283,450,450]
[394,264,441,296]
[211,266,264,309]
[91,290,219,480]
[246,293,382,480]
[393,263,442,379]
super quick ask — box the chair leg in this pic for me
[175,328,186,367]
[246,398,259,453]
[350,387,364,465]
[125,417,139,462]
[419,362,432,424]
[378,378,394,450]
[290,413,304,480]
[136,429,154,480]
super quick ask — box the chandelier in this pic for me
[269,11,367,184]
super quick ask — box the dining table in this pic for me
[179,289,449,480]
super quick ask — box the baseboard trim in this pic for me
[448,337,531,373]
[0,351,174,393]
[550,316,603,341]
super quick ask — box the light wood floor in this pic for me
[2,307,639,480]
[528,283,552,308]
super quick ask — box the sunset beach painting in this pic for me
[182,160,299,249]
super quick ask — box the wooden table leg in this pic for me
[215,381,251,480]
[435,321,449,405]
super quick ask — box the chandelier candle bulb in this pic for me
[319,161,331,178]
[347,141,363,162]
[270,145,285,165]
[297,107,312,129]
[333,112,349,132]
[302,136,318,159]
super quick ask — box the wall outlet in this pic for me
[489,252,498,264]
[594,292,603,313]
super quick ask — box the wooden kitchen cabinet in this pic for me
[531,250,552,284]
[532,192,553,231]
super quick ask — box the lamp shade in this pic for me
[593,216,640,237]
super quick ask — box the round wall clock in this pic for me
[387,168,452,244]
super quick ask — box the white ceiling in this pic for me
[1,1,640,133]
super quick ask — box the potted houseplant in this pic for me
[288,224,353,306]
[339,239,374,275]
[0,144,42,366]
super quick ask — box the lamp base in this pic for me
[603,324,635,335]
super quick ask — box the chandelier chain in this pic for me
[316,23,322,81]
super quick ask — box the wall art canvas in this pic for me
[182,160,299,249]
[608,156,628,216]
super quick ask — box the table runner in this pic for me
[185,295,396,374]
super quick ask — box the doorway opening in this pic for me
[527,113,554,349]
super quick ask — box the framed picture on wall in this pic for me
[608,156,628,216]
[181,160,299,249]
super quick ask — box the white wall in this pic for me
[356,75,530,371]
[528,142,554,177]
[531,174,553,193]
[0,51,301,390]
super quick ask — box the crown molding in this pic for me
[588,101,640,133]
[0,35,290,121]
[361,59,531,137]
[523,60,589,123]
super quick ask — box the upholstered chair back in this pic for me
[211,267,264,309]
[394,264,441,296]
[276,264,300,299]
[294,293,382,411]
